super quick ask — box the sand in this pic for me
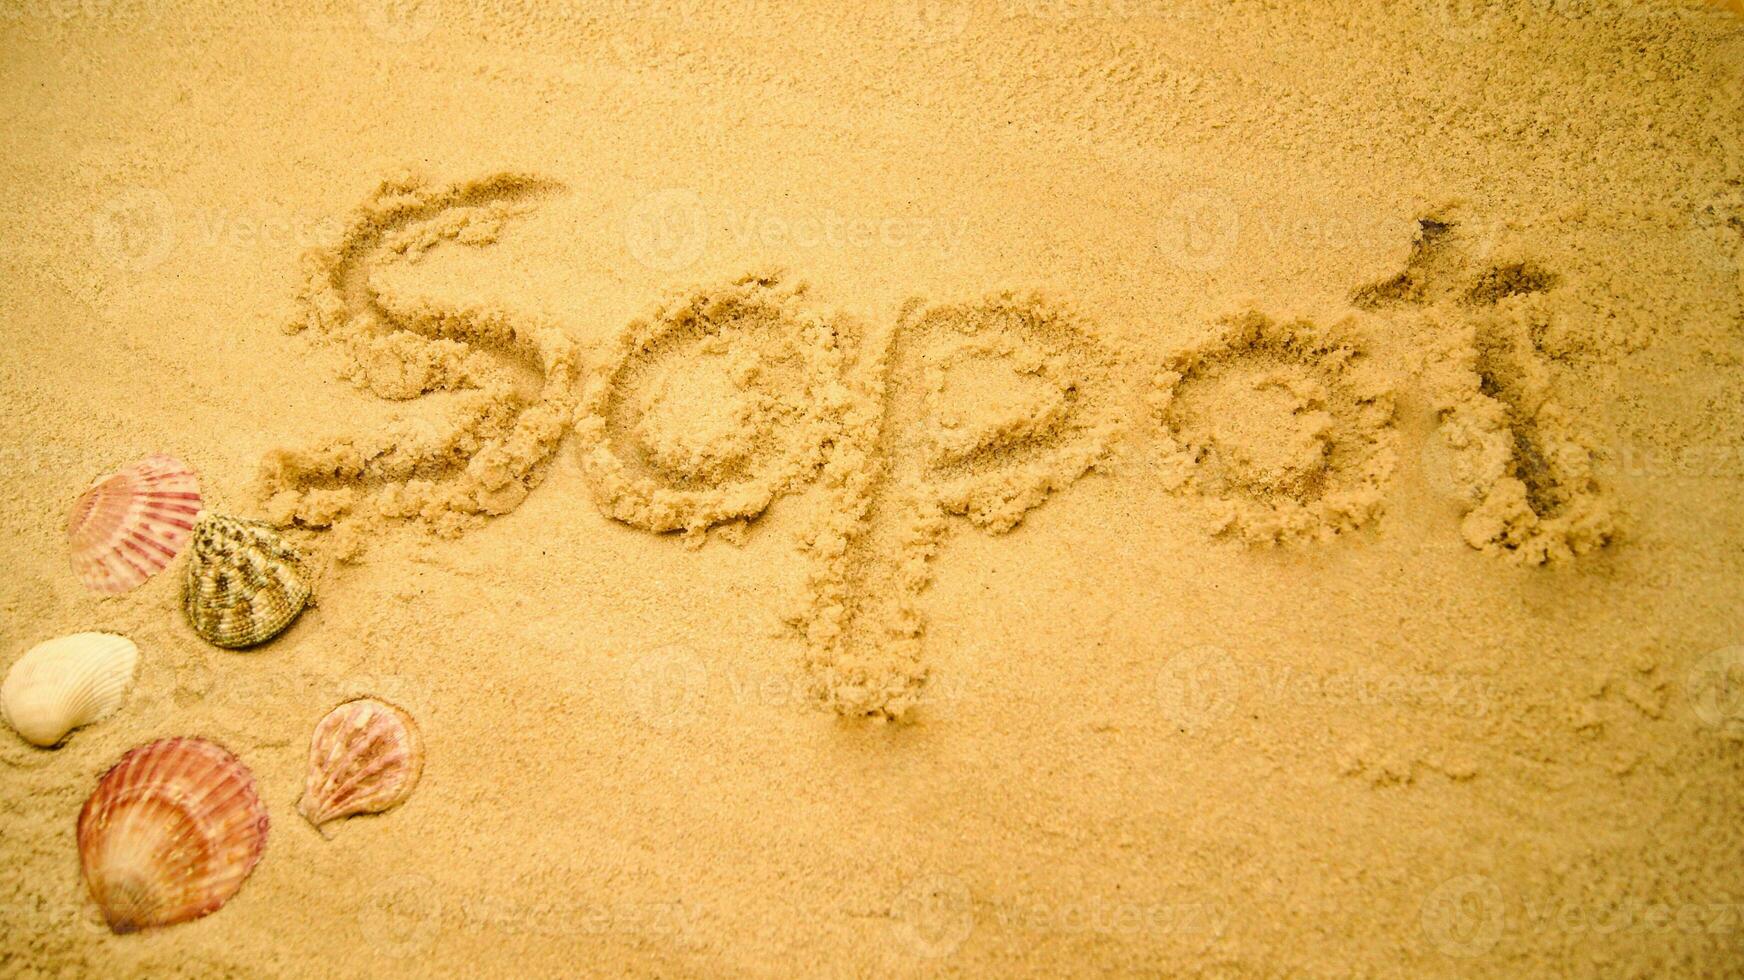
[2,0,1742,975]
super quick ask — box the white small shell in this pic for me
[1,632,140,747]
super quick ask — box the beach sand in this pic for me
[2,0,1742,974]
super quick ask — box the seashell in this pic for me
[68,454,203,594]
[1,632,139,747]
[297,698,424,837]
[182,514,311,649]
[77,736,269,933]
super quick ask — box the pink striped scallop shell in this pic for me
[67,454,202,594]
[298,698,424,838]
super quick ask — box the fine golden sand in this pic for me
[3,0,1743,975]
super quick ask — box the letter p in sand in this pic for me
[574,274,1119,721]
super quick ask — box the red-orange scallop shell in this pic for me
[77,736,269,933]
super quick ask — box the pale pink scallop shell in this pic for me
[77,736,269,933]
[67,454,203,594]
[297,698,424,838]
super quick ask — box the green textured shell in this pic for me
[181,515,310,649]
